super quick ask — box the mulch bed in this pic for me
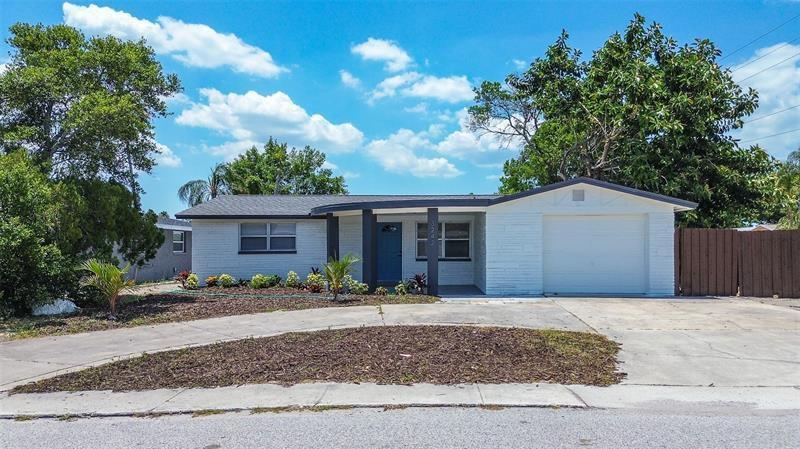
[12,326,625,393]
[0,292,438,340]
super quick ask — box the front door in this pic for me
[377,222,402,284]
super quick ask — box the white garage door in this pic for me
[543,214,646,295]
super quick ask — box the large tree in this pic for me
[777,148,800,229]
[224,138,347,195]
[178,163,231,207]
[470,14,783,228]
[0,23,181,201]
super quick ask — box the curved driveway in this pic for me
[1,298,798,390]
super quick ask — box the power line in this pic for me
[743,104,800,124]
[735,49,800,83]
[730,36,800,72]
[740,127,800,143]
[720,12,800,62]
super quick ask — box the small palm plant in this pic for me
[79,259,135,319]
[323,254,360,301]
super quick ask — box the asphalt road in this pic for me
[2,407,798,449]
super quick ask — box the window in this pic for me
[240,223,296,252]
[172,231,185,253]
[416,222,470,260]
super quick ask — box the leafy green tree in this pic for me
[470,14,782,228]
[177,163,230,207]
[0,23,181,202]
[224,138,348,195]
[0,152,69,316]
[777,149,800,230]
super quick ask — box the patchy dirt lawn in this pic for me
[12,325,625,393]
[0,291,438,340]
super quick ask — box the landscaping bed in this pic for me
[0,292,438,340]
[12,325,625,393]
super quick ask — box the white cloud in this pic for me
[512,59,527,70]
[322,160,338,170]
[365,128,463,178]
[404,102,429,115]
[732,43,800,160]
[176,89,364,159]
[369,72,473,104]
[63,2,287,78]
[351,37,413,72]
[154,143,181,167]
[339,69,362,89]
[485,174,501,181]
[434,109,520,167]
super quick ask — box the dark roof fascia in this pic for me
[310,198,493,214]
[489,177,699,209]
[174,214,324,220]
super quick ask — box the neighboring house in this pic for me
[176,177,696,296]
[735,224,778,232]
[129,217,192,282]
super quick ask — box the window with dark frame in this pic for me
[172,231,185,253]
[416,222,470,260]
[240,223,297,252]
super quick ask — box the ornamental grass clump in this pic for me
[78,259,134,320]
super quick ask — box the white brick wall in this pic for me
[485,208,543,295]
[191,219,327,284]
[473,213,486,293]
[647,212,675,295]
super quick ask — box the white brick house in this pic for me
[176,178,696,296]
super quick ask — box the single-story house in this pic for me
[175,177,696,296]
[128,217,192,282]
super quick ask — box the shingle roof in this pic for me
[176,194,500,218]
[156,216,192,229]
[174,177,698,219]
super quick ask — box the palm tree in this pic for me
[178,163,230,207]
[79,259,135,319]
[323,254,360,301]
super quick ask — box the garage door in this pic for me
[543,214,646,295]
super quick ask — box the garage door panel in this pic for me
[543,215,646,294]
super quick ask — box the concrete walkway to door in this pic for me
[1,297,798,391]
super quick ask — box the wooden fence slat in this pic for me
[699,230,709,295]
[740,232,753,297]
[780,232,792,298]
[793,232,800,298]
[709,230,718,295]
[731,230,740,296]
[772,231,782,297]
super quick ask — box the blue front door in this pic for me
[377,222,402,283]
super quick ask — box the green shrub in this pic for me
[394,282,408,296]
[305,273,325,293]
[186,273,199,290]
[218,273,235,288]
[205,275,218,287]
[251,274,268,289]
[265,274,281,287]
[344,275,369,295]
[375,286,389,296]
[285,271,300,289]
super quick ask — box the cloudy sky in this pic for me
[1,1,798,215]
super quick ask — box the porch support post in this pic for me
[427,207,439,296]
[362,209,377,290]
[326,213,339,261]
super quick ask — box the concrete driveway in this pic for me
[1,297,798,390]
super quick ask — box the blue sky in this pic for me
[2,1,799,215]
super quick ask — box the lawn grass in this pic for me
[12,325,625,393]
[0,291,439,340]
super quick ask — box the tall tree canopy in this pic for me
[777,148,800,229]
[226,139,348,195]
[470,14,783,228]
[178,139,348,206]
[0,23,181,200]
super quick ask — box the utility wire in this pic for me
[729,36,800,72]
[735,49,800,83]
[743,104,800,124]
[720,12,800,62]
[740,127,800,143]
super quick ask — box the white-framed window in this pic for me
[172,231,185,253]
[240,223,297,252]
[416,222,470,260]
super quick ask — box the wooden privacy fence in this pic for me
[675,228,800,298]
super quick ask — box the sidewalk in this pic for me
[2,383,798,418]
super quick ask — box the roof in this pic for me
[736,223,778,232]
[175,178,697,219]
[156,216,192,231]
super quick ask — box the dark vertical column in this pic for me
[362,209,377,290]
[427,207,439,296]
[326,213,339,261]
